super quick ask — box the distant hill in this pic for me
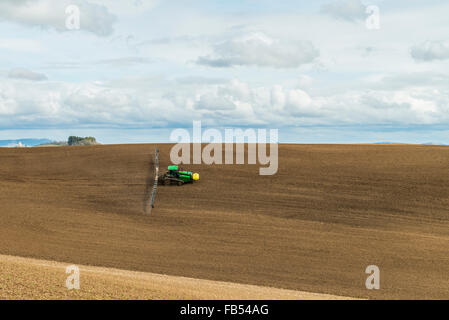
[374,142,407,145]
[0,139,52,147]
[375,142,448,146]
[421,142,448,146]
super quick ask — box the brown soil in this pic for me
[0,144,448,299]
[0,254,353,300]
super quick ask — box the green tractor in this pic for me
[159,165,199,186]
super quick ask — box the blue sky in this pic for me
[0,0,448,144]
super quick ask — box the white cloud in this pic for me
[285,89,313,116]
[89,0,159,16]
[218,79,252,101]
[297,75,313,88]
[195,93,236,111]
[411,40,449,62]
[197,32,319,68]
[321,0,366,21]
[0,0,117,37]
[1,77,448,129]
[8,68,47,81]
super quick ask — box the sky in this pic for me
[0,0,448,144]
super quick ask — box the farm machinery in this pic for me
[159,165,200,186]
[148,148,199,213]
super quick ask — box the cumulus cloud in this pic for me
[195,93,236,111]
[270,86,313,115]
[410,41,449,62]
[1,77,448,129]
[218,79,252,101]
[321,0,366,21]
[0,0,117,37]
[197,32,319,68]
[8,68,47,81]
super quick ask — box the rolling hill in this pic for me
[0,144,448,299]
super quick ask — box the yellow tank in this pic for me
[192,173,200,181]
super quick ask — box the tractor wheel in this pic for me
[164,179,171,186]
[177,181,184,186]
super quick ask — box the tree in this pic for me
[68,136,98,146]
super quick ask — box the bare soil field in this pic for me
[0,144,448,299]
[0,254,351,300]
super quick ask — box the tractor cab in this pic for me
[168,165,179,177]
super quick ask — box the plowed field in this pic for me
[1,144,448,299]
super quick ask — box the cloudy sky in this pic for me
[0,0,448,144]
